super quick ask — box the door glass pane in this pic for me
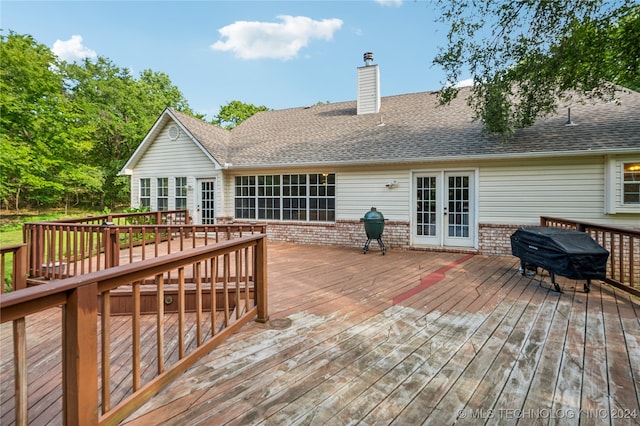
[201,181,215,224]
[448,176,469,238]
[416,176,437,236]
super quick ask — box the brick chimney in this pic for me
[357,52,380,115]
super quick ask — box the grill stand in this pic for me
[362,238,386,255]
[519,259,591,293]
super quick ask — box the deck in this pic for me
[3,242,640,425]
[127,242,640,425]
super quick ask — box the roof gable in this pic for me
[119,108,230,174]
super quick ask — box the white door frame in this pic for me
[411,169,478,249]
[195,178,216,224]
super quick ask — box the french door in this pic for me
[197,179,216,224]
[413,171,475,248]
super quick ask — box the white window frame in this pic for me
[157,178,169,211]
[605,156,640,214]
[175,177,187,210]
[622,162,640,205]
[234,173,336,222]
[140,178,151,209]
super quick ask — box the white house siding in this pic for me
[477,155,639,227]
[130,123,220,215]
[336,169,410,220]
[476,155,639,255]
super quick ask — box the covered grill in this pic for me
[361,207,387,255]
[510,226,609,293]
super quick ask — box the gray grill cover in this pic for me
[510,226,609,280]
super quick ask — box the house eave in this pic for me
[224,147,640,171]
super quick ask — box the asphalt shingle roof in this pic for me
[173,87,640,168]
[170,109,230,166]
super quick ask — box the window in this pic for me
[257,175,280,219]
[623,163,640,204]
[175,177,187,210]
[234,173,335,222]
[235,176,256,219]
[140,178,151,208]
[309,173,335,221]
[283,174,307,220]
[157,178,168,211]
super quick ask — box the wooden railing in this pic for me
[541,216,639,297]
[21,210,188,281]
[0,233,268,425]
[1,244,27,293]
[22,221,266,281]
[46,209,190,226]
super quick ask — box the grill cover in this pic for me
[510,227,609,280]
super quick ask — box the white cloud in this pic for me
[373,0,403,7]
[51,35,97,62]
[454,78,474,88]
[211,15,343,60]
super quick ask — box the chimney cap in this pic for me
[363,52,374,66]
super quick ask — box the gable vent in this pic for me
[357,52,380,115]
[168,125,180,140]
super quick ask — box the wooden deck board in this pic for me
[602,288,640,425]
[2,242,639,425]
[581,284,612,426]
[391,271,534,424]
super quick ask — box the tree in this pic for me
[0,31,90,210]
[61,58,194,208]
[212,100,270,130]
[0,30,195,211]
[434,1,640,137]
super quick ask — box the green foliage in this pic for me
[61,58,195,208]
[0,30,196,211]
[212,100,270,130]
[123,205,154,225]
[434,1,640,138]
[0,31,75,208]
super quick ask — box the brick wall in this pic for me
[229,219,523,256]
[240,220,410,251]
[478,223,524,256]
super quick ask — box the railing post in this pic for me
[102,224,119,269]
[63,283,99,425]
[13,318,27,426]
[255,236,269,323]
[13,244,27,291]
[29,225,44,278]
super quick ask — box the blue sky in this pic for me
[2,0,468,119]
